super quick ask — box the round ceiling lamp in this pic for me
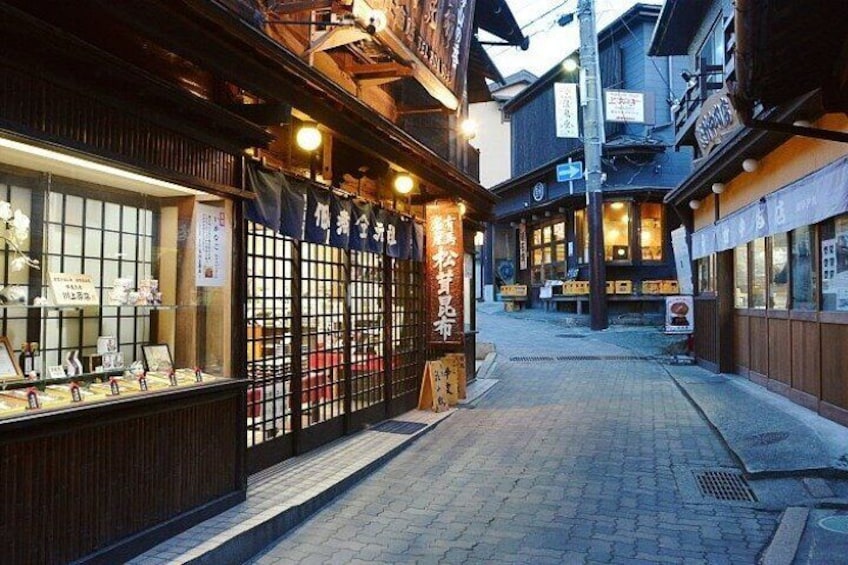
[296,124,322,152]
[393,173,414,194]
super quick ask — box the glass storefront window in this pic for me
[530,220,567,284]
[820,215,848,311]
[698,255,716,294]
[734,245,748,308]
[770,233,789,309]
[640,203,663,261]
[791,226,817,310]
[604,201,631,262]
[750,238,767,309]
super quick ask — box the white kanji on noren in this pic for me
[336,209,351,236]
[386,224,397,247]
[373,221,385,242]
[356,213,369,239]
[314,202,330,231]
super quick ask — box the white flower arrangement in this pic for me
[0,201,39,271]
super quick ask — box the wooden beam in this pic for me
[344,62,413,77]
[396,105,455,116]
[303,26,369,56]
[266,0,334,16]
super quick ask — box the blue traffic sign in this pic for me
[556,161,584,183]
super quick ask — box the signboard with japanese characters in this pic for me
[47,272,99,307]
[195,203,227,287]
[518,223,528,271]
[605,89,653,124]
[665,295,694,334]
[554,82,580,138]
[426,201,464,346]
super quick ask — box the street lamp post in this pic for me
[576,0,608,330]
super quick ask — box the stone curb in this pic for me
[759,507,808,565]
[183,417,451,565]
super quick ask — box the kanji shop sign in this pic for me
[426,201,464,345]
[695,87,741,157]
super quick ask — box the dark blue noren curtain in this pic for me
[304,186,331,245]
[329,196,352,249]
[391,217,413,260]
[412,222,425,262]
[245,163,281,231]
[280,179,307,240]
[350,201,376,253]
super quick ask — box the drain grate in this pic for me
[509,356,556,362]
[694,471,757,502]
[370,420,428,435]
[509,355,651,362]
[556,334,586,338]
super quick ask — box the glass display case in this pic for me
[0,163,235,420]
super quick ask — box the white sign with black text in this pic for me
[554,82,580,138]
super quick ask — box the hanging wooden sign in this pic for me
[418,360,449,412]
[426,201,464,346]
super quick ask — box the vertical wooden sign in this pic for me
[426,201,464,346]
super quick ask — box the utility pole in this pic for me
[577,0,608,330]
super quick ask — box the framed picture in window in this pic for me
[142,344,173,372]
[0,336,22,381]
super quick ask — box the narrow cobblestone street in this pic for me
[249,307,784,564]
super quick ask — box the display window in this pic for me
[0,162,234,420]
[639,203,664,262]
[819,214,848,311]
[734,244,749,308]
[603,201,632,262]
[791,226,817,310]
[697,255,717,294]
[529,221,567,284]
[750,238,767,309]
[770,233,789,309]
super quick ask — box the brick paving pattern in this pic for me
[251,311,778,564]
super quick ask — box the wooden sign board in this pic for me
[442,352,467,403]
[500,284,527,298]
[418,360,449,413]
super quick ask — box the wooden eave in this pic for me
[53,0,497,217]
[0,2,274,154]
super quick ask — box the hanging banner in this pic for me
[349,201,376,253]
[304,186,332,245]
[426,201,464,345]
[412,222,425,262]
[196,203,228,287]
[384,211,405,259]
[280,179,307,240]
[245,164,282,231]
[691,225,716,260]
[518,223,528,270]
[329,196,352,249]
[554,82,580,138]
[394,218,413,260]
[372,208,393,256]
[670,226,693,295]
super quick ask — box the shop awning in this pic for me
[691,155,848,259]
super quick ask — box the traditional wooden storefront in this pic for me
[651,0,848,425]
[0,0,520,560]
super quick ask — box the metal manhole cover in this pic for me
[745,431,790,446]
[819,515,848,534]
[695,471,757,502]
[555,334,586,338]
[370,420,428,435]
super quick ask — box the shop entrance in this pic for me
[245,223,425,473]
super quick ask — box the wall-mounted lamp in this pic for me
[689,199,701,210]
[793,119,812,128]
[459,118,478,140]
[365,9,387,34]
[393,173,414,194]
[458,201,467,216]
[474,231,485,248]
[742,158,759,173]
[711,182,725,194]
[296,124,322,152]
[562,58,579,73]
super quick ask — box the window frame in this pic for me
[529,219,567,285]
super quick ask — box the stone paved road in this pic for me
[250,311,778,564]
